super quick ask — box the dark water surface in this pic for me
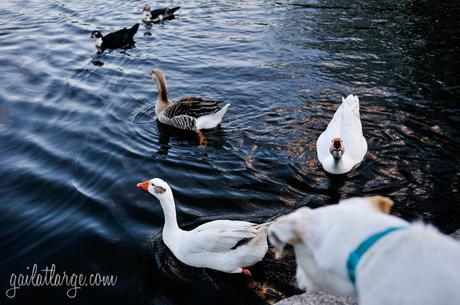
[1,0,459,304]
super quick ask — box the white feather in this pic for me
[142,11,151,22]
[95,37,103,47]
[196,103,230,130]
[316,94,367,174]
[143,178,268,273]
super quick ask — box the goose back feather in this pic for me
[163,97,221,118]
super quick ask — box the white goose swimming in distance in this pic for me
[137,178,269,275]
[316,94,367,174]
[151,69,230,145]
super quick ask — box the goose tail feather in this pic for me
[195,103,229,129]
[342,94,360,117]
[247,225,268,245]
[214,103,230,122]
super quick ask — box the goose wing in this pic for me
[163,97,221,119]
[194,220,255,232]
[168,115,196,131]
[317,95,366,162]
[188,223,258,253]
[335,96,366,161]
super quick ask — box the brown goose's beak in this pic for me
[136,180,149,191]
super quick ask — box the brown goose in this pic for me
[151,69,230,145]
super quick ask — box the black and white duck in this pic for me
[142,4,180,23]
[151,69,230,145]
[90,23,139,52]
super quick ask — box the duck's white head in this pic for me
[90,31,103,48]
[137,177,172,200]
[329,137,344,160]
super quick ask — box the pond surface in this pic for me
[0,0,459,304]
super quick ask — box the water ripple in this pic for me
[0,0,459,304]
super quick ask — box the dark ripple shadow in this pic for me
[154,121,228,155]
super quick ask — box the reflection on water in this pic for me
[155,122,228,156]
[0,0,459,304]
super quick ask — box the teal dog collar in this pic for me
[346,226,406,285]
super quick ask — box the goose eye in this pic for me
[154,186,166,194]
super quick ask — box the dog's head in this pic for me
[269,197,394,254]
[268,196,399,294]
[268,207,311,259]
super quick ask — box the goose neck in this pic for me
[331,151,343,160]
[158,193,180,232]
[153,72,170,116]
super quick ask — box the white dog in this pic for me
[268,196,460,305]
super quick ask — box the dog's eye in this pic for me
[270,231,283,245]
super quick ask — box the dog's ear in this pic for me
[366,196,394,214]
[268,208,310,258]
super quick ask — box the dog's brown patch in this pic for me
[287,221,306,245]
[366,196,394,214]
[288,236,302,245]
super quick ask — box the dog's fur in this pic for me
[269,196,460,305]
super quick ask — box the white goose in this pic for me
[316,94,367,174]
[137,178,269,275]
[151,69,230,145]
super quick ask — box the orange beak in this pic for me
[136,180,150,191]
